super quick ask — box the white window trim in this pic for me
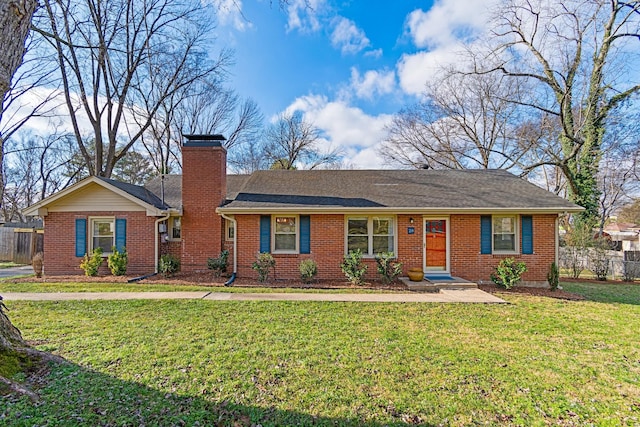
[167,217,181,241]
[89,216,115,256]
[272,214,299,254]
[492,215,519,255]
[344,215,397,257]
[225,218,235,242]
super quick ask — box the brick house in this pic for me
[24,134,582,285]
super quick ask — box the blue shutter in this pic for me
[480,215,492,254]
[75,218,87,257]
[521,215,533,254]
[115,218,127,252]
[259,215,271,253]
[299,215,310,254]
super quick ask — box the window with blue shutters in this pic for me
[521,215,533,254]
[75,218,87,257]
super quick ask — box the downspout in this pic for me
[219,212,237,286]
[155,212,171,273]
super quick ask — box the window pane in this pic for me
[275,234,296,251]
[494,234,515,251]
[347,236,368,253]
[94,221,113,236]
[172,217,181,239]
[494,217,514,234]
[94,237,113,253]
[275,217,296,233]
[348,218,368,235]
[373,235,394,254]
[373,218,391,235]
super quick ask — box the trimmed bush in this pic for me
[207,250,229,278]
[80,248,103,277]
[299,259,318,284]
[107,247,128,276]
[375,252,402,285]
[252,252,275,283]
[159,254,180,277]
[491,257,527,290]
[340,249,367,286]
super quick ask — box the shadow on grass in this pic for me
[562,281,640,305]
[1,361,425,427]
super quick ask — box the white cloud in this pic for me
[208,0,252,31]
[364,48,383,59]
[330,17,370,55]
[396,0,496,96]
[286,0,327,33]
[285,94,393,168]
[406,1,492,49]
[348,67,396,100]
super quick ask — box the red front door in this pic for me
[425,219,447,271]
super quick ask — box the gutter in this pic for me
[219,212,237,286]
[154,212,171,273]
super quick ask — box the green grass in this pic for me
[0,262,26,269]
[0,281,398,294]
[562,281,640,305]
[1,286,640,426]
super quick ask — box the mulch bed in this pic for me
[10,270,591,300]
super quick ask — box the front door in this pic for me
[424,218,448,273]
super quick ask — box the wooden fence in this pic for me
[0,228,44,264]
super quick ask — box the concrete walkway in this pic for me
[0,265,33,278]
[1,289,505,303]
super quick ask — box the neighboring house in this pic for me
[602,222,640,251]
[24,134,583,285]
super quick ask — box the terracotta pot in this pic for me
[407,268,423,282]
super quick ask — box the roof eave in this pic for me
[217,206,585,215]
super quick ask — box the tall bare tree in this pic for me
[481,0,640,220]
[36,0,230,178]
[265,112,341,170]
[382,70,528,170]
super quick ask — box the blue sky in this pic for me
[211,0,495,167]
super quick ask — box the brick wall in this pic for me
[181,144,227,271]
[450,214,557,284]
[232,213,557,284]
[43,211,156,276]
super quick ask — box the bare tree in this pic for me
[265,112,341,170]
[382,70,528,170]
[35,0,230,178]
[479,0,640,220]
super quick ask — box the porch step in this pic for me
[400,276,478,293]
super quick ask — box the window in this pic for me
[273,216,297,252]
[91,218,114,254]
[225,219,235,241]
[493,215,517,252]
[346,216,395,256]
[169,217,181,240]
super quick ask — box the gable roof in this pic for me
[218,169,583,213]
[22,176,170,217]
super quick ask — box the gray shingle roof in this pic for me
[144,174,250,209]
[220,169,581,211]
[98,177,170,210]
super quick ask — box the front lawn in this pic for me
[1,284,639,426]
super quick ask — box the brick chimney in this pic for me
[181,134,227,271]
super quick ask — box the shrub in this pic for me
[375,252,402,285]
[491,257,527,290]
[299,259,318,284]
[159,254,180,277]
[80,247,103,277]
[588,239,610,281]
[340,249,367,286]
[547,261,559,291]
[207,250,229,278]
[32,252,44,278]
[107,247,128,276]
[560,222,592,278]
[252,252,275,282]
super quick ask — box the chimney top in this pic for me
[182,134,227,147]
